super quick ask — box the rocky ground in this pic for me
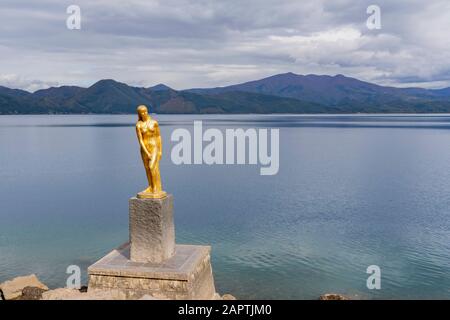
[1,274,351,300]
[319,293,350,300]
[0,274,237,300]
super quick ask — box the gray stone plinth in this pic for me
[129,195,175,263]
[87,243,216,300]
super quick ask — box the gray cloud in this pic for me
[0,0,449,91]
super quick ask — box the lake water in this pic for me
[0,114,449,299]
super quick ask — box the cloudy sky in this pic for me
[1,0,450,92]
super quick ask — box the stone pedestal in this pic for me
[87,193,218,299]
[129,195,175,263]
[88,243,216,300]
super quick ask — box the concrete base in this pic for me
[87,243,217,300]
[129,195,175,263]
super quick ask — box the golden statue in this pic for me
[135,105,166,199]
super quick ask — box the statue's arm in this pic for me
[156,122,162,161]
[136,124,150,158]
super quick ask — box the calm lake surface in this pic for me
[0,114,449,299]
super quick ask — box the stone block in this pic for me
[129,195,175,263]
[88,243,216,300]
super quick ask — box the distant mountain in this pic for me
[0,86,30,98]
[1,73,450,114]
[62,79,149,113]
[32,86,84,100]
[431,87,450,97]
[148,83,172,91]
[187,72,448,106]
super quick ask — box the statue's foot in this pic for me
[137,188,167,199]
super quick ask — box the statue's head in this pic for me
[137,105,149,121]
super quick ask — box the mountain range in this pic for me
[2,73,450,114]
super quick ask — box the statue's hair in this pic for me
[137,105,148,120]
[137,105,148,113]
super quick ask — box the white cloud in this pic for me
[0,74,58,92]
[0,0,449,91]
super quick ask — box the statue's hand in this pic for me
[149,157,157,170]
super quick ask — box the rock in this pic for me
[139,294,158,300]
[41,288,83,300]
[39,286,231,300]
[71,289,121,300]
[19,286,47,300]
[42,288,123,300]
[79,285,88,293]
[319,293,349,300]
[0,274,48,300]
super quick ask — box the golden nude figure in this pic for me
[135,105,166,199]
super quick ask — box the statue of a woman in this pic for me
[135,105,166,199]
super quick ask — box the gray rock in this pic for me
[19,286,47,300]
[79,285,88,292]
[319,293,349,300]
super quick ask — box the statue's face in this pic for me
[138,107,149,120]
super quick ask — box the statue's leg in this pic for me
[154,163,162,192]
[141,152,154,192]
[144,164,154,192]
[149,162,161,193]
